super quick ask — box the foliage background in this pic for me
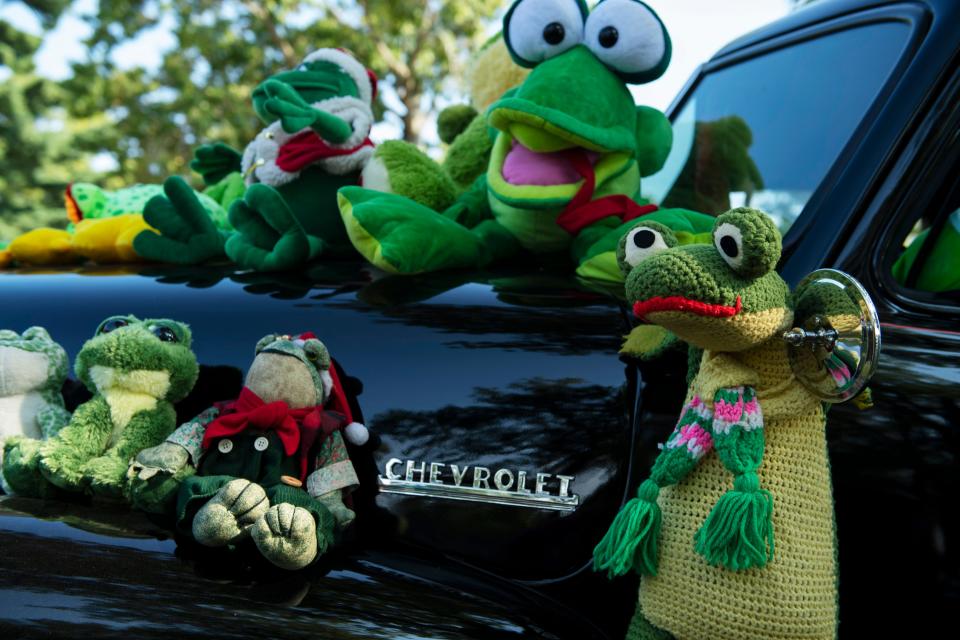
[0,0,501,242]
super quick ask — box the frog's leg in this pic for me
[133,176,229,265]
[83,402,177,498]
[361,140,458,212]
[1,436,59,497]
[225,184,321,272]
[38,396,115,492]
[252,484,337,570]
[337,183,520,274]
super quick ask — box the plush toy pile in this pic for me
[594,208,839,639]
[2,316,199,499]
[337,0,715,280]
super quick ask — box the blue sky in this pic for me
[1,0,793,149]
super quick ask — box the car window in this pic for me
[643,21,914,234]
[891,202,960,295]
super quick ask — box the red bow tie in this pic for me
[275,131,374,173]
[202,387,322,457]
[554,149,659,235]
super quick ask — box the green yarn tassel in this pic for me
[694,472,774,571]
[593,479,662,578]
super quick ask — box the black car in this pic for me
[1,0,958,637]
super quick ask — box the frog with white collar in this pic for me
[0,328,70,494]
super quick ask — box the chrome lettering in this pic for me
[473,466,490,489]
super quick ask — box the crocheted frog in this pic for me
[0,327,70,493]
[2,316,199,499]
[337,0,714,279]
[129,333,362,570]
[594,208,839,640]
[133,49,443,272]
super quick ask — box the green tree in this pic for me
[1,0,501,240]
[0,0,94,240]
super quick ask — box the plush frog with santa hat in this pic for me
[133,48,455,272]
[128,333,364,570]
[337,0,714,280]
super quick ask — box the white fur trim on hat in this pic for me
[319,369,334,404]
[302,48,374,106]
[343,421,369,446]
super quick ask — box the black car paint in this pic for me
[1,0,959,637]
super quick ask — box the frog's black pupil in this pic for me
[153,326,178,343]
[99,319,127,334]
[720,235,739,258]
[599,26,619,48]
[633,229,656,249]
[543,22,565,45]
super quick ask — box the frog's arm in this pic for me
[164,405,222,465]
[191,143,243,186]
[36,402,71,439]
[593,394,715,577]
[259,79,352,143]
[694,385,774,572]
[442,174,491,228]
[634,106,673,178]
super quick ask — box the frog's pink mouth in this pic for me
[633,296,743,320]
[502,141,599,186]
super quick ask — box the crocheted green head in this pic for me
[488,0,673,210]
[0,327,69,396]
[76,315,199,403]
[248,333,332,409]
[619,208,793,352]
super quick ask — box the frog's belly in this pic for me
[488,197,570,253]
[641,414,838,640]
[0,392,46,441]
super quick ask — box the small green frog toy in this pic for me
[0,327,70,494]
[2,316,199,499]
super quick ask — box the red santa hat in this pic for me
[299,331,369,446]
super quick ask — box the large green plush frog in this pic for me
[133,49,442,272]
[594,208,838,639]
[2,316,199,499]
[0,327,70,493]
[337,0,714,279]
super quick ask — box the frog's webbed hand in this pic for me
[260,79,352,143]
[191,143,243,186]
[593,396,715,578]
[226,184,317,272]
[134,176,228,265]
[337,186,510,275]
[694,385,774,572]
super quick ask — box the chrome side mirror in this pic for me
[784,269,881,403]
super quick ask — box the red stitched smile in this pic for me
[632,295,743,320]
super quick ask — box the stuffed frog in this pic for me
[0,328,70,493]
[2,316,199,499]
[129,333,362,570]
[593,208,838,639]
[338,0,714,279]
[1,183,235,267]
[132,49,454,272]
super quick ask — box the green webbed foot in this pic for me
[225,184,322,272]
[2,437,55,497]
[191,143,243,186]
[337,187,488,274]
[134,176,228,264]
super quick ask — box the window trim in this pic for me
[663,3,930,282]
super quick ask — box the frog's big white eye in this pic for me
[714,222,745,271]
[584,0,670,83]
[624,226,670,268]
[504,0,587,68]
